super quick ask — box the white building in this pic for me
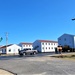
[33,40,58,52]
[0,44,21,54]
[19,42,33,50]
[58,33,75,48]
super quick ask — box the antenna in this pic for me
[6,32,8,45]
[5,32,8,53]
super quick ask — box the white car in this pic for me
[19,49,38,56]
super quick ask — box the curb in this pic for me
[0,68,17,75]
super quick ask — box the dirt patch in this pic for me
[51,54,75,59]
[0,69,17,75]
[0,69,13,75]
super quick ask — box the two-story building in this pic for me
[19,42,33,50]
[58,33,75,48]
[33,40,58,52]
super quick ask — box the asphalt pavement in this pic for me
[0,53,75,75]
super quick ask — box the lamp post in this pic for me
[5,32,8,54]
[71,18,75,52]
[72,18,75,21]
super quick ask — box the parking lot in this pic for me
[0,53,75,75]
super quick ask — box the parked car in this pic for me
[18,49,38,56]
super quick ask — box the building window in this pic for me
[42,47,44,49]
[42,43,44,45]
[2,49,3,52]
[49,43,50,45]
[23,44,25,47]
[51,47,53,49]
[49,47,50,49]
[59,38,61,40]
[5,49,6,52]
[51,43,53,45]
[18,49,20,51]
[54,43,55,45]
[64,38,66,41]
[59,44,61,45]
[46,47,47,49]
[29,45,30,47]
[9,49,11,52]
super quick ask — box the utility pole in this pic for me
[5,32,8,54]
[71,18,75,52]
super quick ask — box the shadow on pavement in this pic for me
[0,52,55,60]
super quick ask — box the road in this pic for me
[0,53,75,75]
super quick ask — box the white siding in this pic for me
[19,43,33,50]
[0,44,21,54]
[41,42,58,52]
[33,40,58,52]
[7,44,21,54]
[22,44,33,50]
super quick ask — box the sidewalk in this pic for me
[0,69,15,75]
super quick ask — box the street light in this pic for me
[71,18,75,52]
[72,18,75,21]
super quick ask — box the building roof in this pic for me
[37,40,58,43]
[58,33,75,39]
[0,44,13,48]
[20,42,33,45]
[65,33,75,36]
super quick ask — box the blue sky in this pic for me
[0,0,75,45]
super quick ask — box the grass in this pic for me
[51,54,75,59]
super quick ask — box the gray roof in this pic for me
[58,33,75,39]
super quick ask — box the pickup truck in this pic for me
[18,49,38,56]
